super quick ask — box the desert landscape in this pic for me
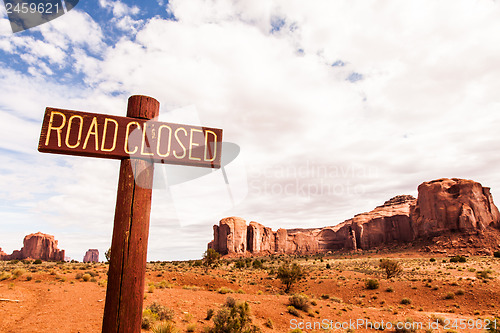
[1,178,500,333]
[0,251,499,332]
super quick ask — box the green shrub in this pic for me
[203,248,221,269]
[477,269,493,280]
[276,262,306,293]
[82,274,91,282]
[386,287,394,292]
[365,279,379,290]
[288,294,310,311]
[401,298,412,305]
[494,251,500,258]
[326,263,331,269]
[234,260,245,269]
[430,258,436,262]
[33,259,42,265]
[252,259,263,269]
[450,255,466,263]
[0,272,12,281]
[209,300,260,333]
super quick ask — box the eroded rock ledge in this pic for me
[208,178,500,255]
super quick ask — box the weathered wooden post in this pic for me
[37,95,223,333]
[102,95,159,333]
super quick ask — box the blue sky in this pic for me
[1,0,500,261]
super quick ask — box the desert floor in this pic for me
[0,252,499,333]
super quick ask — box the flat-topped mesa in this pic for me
[208,178,500,256]
[0,232,65,261]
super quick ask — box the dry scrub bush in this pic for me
[0,272,11,281]
[208,298,261,333]
[147,302,174,321]
[379,259,403,279]
[288,294,310,311]
[287,306,300,317]
[12,268,26,278]
[276,262,305,293]
[141,309,158,329]
[218,287,234,294]
[365,279,379,290]
[151,322,178,333]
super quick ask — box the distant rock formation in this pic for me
[0,248,7,260]
[208,178,500,255]
[0,232,65,261]
[83,249,99,263]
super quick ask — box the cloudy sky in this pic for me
[0,0,499,261]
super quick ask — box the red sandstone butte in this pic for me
[1,232,65,261]
[83,249,99,263]
[411,178,500,237]
[208,179,500,255]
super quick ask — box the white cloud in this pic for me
[99,0,140,18]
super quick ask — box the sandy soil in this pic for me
[0,252,499,333]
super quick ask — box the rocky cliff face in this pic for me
[411,178,500,237]
[1,232,65,261]
[208,179,500,255]
[83,249,99,263]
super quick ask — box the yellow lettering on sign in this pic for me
[140,122,154,156]
[124,121,140,154]
[83,117,99,151]
[157,124,172,158]
[204,130,217,162]
[101,118,119,152]
[45,111,66,147]
[188,128,202,161]
[173,127,187,159]
[65,115,83,149]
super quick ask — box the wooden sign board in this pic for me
[38,107,223,168]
